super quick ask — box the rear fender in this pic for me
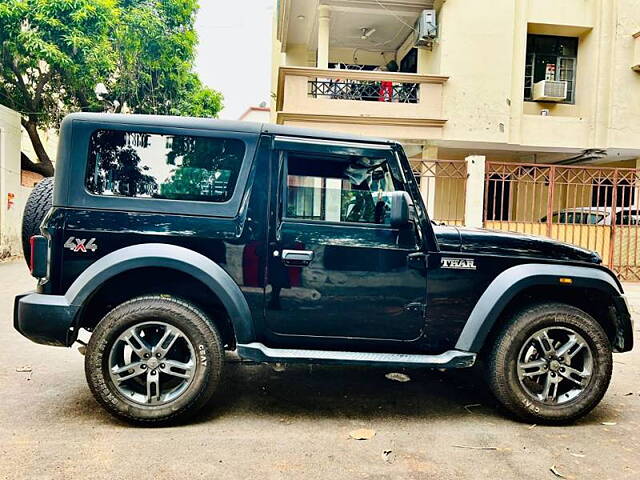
[65,243,253,344]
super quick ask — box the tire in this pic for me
[486,302,612,424]
[22,177,54,265]
[85,295,224,425]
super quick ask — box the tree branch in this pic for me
[8,59,32,106]
[33,71,51,109]
[20,118,54,177]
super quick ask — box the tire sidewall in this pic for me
[21,177,54,265]
[494,305,612,423]
[86,297,223,424]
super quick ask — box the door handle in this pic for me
[281,249,314,267]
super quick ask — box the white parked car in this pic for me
[541,206,640,225]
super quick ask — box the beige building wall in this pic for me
[427,0,640,154]
[273,0,640,154]
[0,104,31,258]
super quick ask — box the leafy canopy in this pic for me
[0,0,223,176]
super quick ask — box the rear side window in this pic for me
[86,129,245,202]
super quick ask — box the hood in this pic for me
[433,225,601,264]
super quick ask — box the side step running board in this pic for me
[236,343,476,369]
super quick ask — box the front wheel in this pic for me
[85,296,224,425]
[487,303,612,424]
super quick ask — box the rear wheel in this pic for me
[85,295,224,425]
[487,303,612,424]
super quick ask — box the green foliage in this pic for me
[110,0,222,117]
[0,0,117,127]
[0,0,223,175]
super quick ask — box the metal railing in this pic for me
[414,159,467,226]
[308,79,419,103]
[484,161,640,280]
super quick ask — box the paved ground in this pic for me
[1,260,639,480]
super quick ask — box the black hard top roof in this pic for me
[63,112,397,146]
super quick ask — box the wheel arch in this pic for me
[455,264,629,354]
[66,243,254,345]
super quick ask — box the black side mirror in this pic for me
[389,191,411,228]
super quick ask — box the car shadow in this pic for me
[193,361,502,425]
[60,360,621,428]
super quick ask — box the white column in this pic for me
[508,0,527,146]
[317,5,331,68]
[464,155,486,228]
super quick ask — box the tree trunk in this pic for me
[21,119,55,177]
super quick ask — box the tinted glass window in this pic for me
[616,212,640,225]
[86,130,245,202]
[551,212,604,224]
[285,153,403,225]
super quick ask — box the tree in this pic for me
[106,0,222,117]
[0,0,222,177]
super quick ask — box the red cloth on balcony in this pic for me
[379,81,393,102]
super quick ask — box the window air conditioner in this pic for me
[532,80,568,102]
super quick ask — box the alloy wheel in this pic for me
[516,326,594,405]
[108,321,196,405]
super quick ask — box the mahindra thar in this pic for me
[14,113,633,425]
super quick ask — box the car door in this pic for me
[263,137,427,350]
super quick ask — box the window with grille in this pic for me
[524,34,578,104]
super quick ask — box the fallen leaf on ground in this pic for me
[601,422,617,426]
[528,424,537,430]
[570,453,585,458]
[16,366,32,373]
[452,445,498,451]
[349,428,376,440]
[385,372,410,382]
[550,465,566,478]
[381,450,395,464]
[624,392,633,396]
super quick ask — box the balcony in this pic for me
[275,66,448,140]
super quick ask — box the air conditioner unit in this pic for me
[532,80,568,102]
[415,9,437,47]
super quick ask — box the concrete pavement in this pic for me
[0,259,639,479]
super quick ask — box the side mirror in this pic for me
[389,191,411,228]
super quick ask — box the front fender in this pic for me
[65,243,254,343]
[455,264,625,353]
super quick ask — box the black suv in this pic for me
[15,113,633,425]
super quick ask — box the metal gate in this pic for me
[413,159,467,226]
[484,162,640,281]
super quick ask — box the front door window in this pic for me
[286,153,403,225]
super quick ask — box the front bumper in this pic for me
[14,292,80,347]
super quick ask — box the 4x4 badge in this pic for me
[441,257,476,270]
[64,237,97,253]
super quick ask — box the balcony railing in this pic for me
[308,78,419,103]
[276,67,448,139]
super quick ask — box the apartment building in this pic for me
[271,0,640,279]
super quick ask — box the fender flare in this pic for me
[64,243,254,343]
[454,264,622,353]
